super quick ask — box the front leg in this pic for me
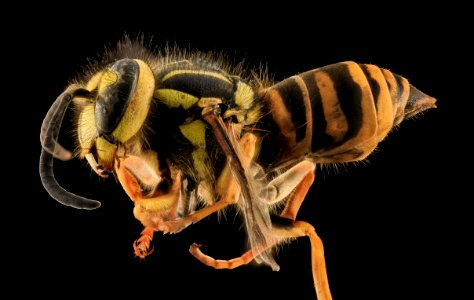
[133,227,155,259]
[115,153,181,258]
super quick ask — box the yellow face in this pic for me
[75,59,155,176]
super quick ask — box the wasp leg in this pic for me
[115,154,181,256]
[188,160,316,261]
[190,219,332,300]
[189,243,268,269]
[133,172,181,213]
[277,220,332,300]
[189,160,332,299]
[280,163,316,220]
[261,160,316,206]
[159,132,257,234]
[133,227,155,258]
[189,160,316,255]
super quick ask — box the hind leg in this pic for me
[190,160,317,264]
[190,218,332,300]
[190,160,332,298]
[280,166,315,220]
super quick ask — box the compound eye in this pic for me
[95,58,139,141]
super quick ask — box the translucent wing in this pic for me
[202,105,279,270]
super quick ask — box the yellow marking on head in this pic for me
[85,71,105,91]
[77,103,97,153]
[154,89,199,109]
[112,60,155,143]
[96,137,117,169]
[98,70,118,91]
[162,69,232,84]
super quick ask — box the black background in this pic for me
[7,5,469,299]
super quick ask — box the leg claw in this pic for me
[133,230,154,259]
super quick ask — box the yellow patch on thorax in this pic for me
[154,89,199,109]
[179,120,210,180]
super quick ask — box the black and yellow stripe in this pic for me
[148,66,262,183]
[154,66,260,123]
[259,61,436,164]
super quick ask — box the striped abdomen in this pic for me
[260,61,436,164]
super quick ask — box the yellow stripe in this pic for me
[314,62,379,161]
[363,64,394,141]
[154,89,199,109]
[262,88,296,148]
[292,75,312,151]
[342,61,377,147]
[381,69,399,120]
[314,71,348,143]
[162,69,232,84]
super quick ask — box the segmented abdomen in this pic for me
[260,61,436,164]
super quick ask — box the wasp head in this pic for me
[76,58,155,177]
[40,58,155,209]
